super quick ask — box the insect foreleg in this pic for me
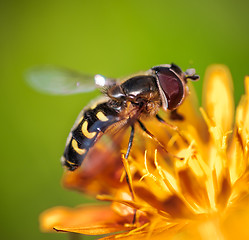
[155,114,189,144]
[137,119,184,160]
[137,119,170,152]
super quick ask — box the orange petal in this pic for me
[134,186,194,218]
[202,65,234,133]
[54,223,134,235]
[178,168,210,210]
[238,76,249,147]
[100,222,186,240]
[40,205,130,234]
[177,82,209,142]
[230,76,249,182]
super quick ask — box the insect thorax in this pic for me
[106,74,161,117]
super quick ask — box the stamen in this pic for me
[139,150,157,182]
[200,107,213,129]
[245,137,249,155]
[167,134,181,148]
[154,149,178,194]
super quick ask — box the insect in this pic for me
[27,64,199,171]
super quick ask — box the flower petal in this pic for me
[236,76,249,149]
[203,65,234,133]
[177,82,209,142]
[100,221,186,240]
[40,205,132,235]
[177,167,210,211]
[54,224,133,235]
[134,186,195,218]
[229,76,249,182]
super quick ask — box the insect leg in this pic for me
[124,125,135,197]
[156,114,189,144]
[156,114,178,129]
[123,125,137,224]
[137,119,184,160]
[155,114,166,123]
[125,125,135,159]
[137,119,170,153]
[169,109,184,121]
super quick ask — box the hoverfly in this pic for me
[27,64,199,171]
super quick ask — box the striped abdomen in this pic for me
[62,102,121,171]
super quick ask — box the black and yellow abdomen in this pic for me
[61,101,121,171]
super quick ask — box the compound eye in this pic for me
[156,68,184,110]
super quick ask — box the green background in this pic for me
[1,0,248,239]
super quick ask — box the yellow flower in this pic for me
[40,65,249,239]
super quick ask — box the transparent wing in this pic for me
[26,66,116,95]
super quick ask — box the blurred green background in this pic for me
[0,0,248,239]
